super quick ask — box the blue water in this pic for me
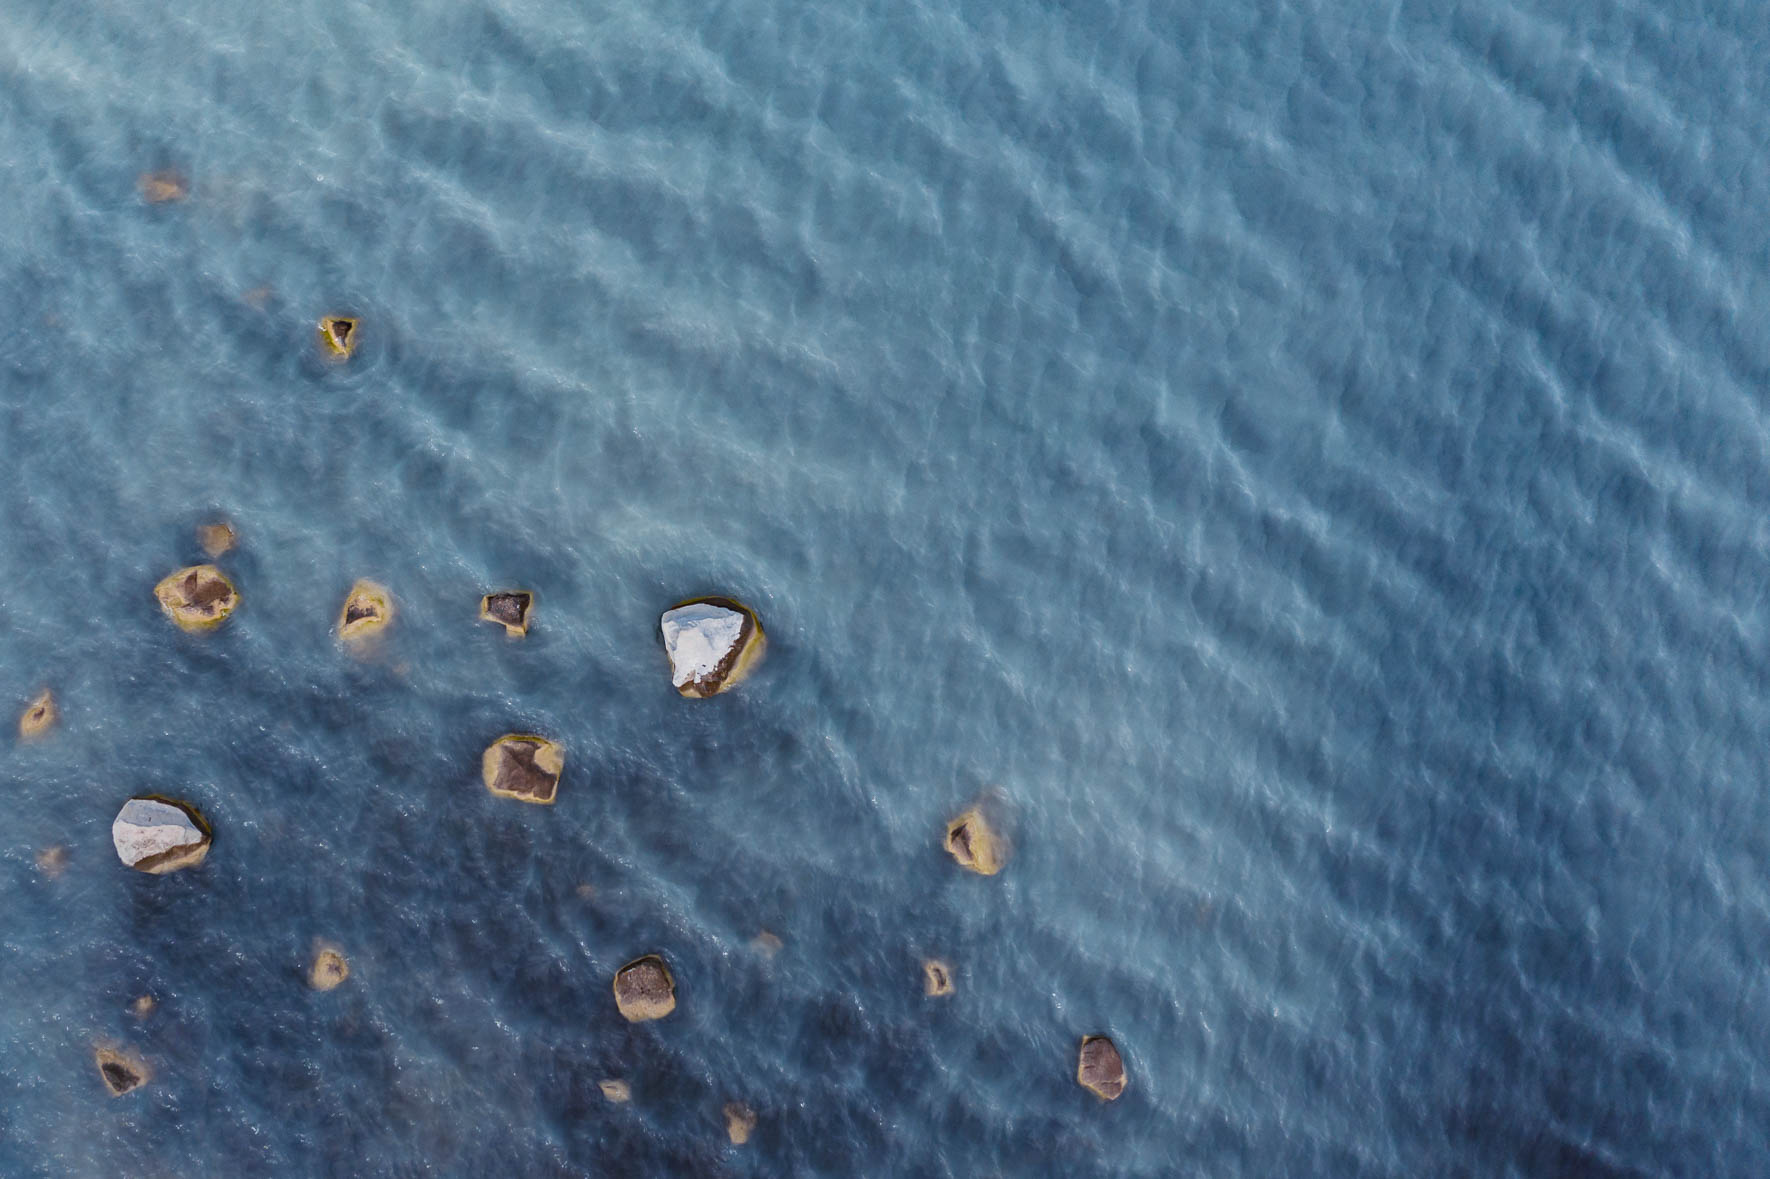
[4,0,1770,1174]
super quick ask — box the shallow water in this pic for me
[4,0,1770,1174]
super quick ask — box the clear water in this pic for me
[3,0,1769,1174]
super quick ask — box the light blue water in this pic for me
[4,0,1770,1174]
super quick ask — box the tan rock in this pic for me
[751,930,783,958]
[923,959,954,997]
[1076,1035,1127,1101]
[154,565,240,632]
[944,808,1005,876]
[318,315,358,359]
[95,1046,150,1096]
[337,580,394,642]
[197,521,237,558]
[309,944,350,991]
[598,1079,631,1103]
[612,954,676,1022]
[480,734,563,804]
[18,688,56,740]
[479,590,534,637]
[130,996,156,1018]
[112,796,212,874]
[724,1102,757,1145]
[659,596,766,698]
[137,170,187,203]
[35,845,69,878]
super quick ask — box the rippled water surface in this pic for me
[4,0,1770,1174]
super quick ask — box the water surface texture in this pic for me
[4,0,1770,1175]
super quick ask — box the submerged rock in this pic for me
[137,170,187,203]
[95,1046,150,1096]
[659,596,765,698]
[309,944,350,991]
[130,996,156,1019]
[479,590,534,637]
[18,688,56,740]
[35,845,69,878]
[944,807,1005,876]
[923,959,954,997]
[337,580,394,642]
[112,796,212,874]
[197,520,237,558]
[1076,1036,1127,1101]
[752,930,784,958]
[318,315,359,358]
[598,1079,631,1103]
[154,564,240,631]
[724,1102,757,1145]
[481,734,564,805]
[613,954,676,1022]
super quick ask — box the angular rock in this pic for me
[479,590,534,637]
[112,796,212,874]
[337,580,394,642]
[1076,1035,1127,1101]
[923,958,954,997]
[724,1102,757,1145]
[18,688,56,740]
[154,564,240,632]
[659,596,765,698]
[481,734,564,805]
[309,945,350,991]
[137,170,187,203]
[318,315,358,359]
[598,1079,631,1103]
[197,520,237,558]
[944,808,1005,876]
[95,1046,150,1096]
[613,954,676,1022]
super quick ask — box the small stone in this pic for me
[137,170,187,203]
[944,807,1005,876]
[337,580,394,642]
[130,996,156,1018]
[724,1102,757,1145]
[309,945,350,991]
[598,1079,631,1103]
[923,959,954,997]
[479,591,534,637]
[95,1046,150,1096]
[318,315,358,359]
[1077,1035,1127,1101]
[154,564,240,632]
[752,931,783,958]
[197,521,237,557]
[35,845,69,878]
[659,596,765,698]
[112,796,212,874]
[481,734,564,805]
[612,954,676,1022]
[18,688,56,740]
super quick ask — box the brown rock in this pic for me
[751,930,783,958]
[130,996,156,1019]
[309,945,350,991]
[659,596,766,698]
[944,808,1005,876]
[318,315,359,359]
[137,170,187,203]
[337,580,394,642]
[95,1046,150,1096]
[1076,1035,1127,1101]
[724,1102,757,1145]
[197,521,237,558]
[612,954,676,1022]
[923,958,954,997]
[154,565,240,631]
[598,1079,631,1103]
[480,734,564,805]
[35,845,69,878]
[18,688,56,740]
[479,591,534,637]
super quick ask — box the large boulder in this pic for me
[613,954,676,1022]
[481,734,564,804]
[337,580,394,642]
[944,807,1005,876]
[318,315,359,359]
[154,565,240,631]
[95,1046,151,1096]
[18,688,56,740]
[112,796,212,874]
[479,590,534,637]
[659,597,765,698]
[1076,1036,1127,1100]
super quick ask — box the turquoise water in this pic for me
[4,0,1770,1174]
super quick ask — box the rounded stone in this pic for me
[309,945,350,991]
[659,596,765,698]
[612,954,676,1022]
[751,930,783,958]
[337,580,394,642]
[944,808,1005,876]
[724,1102,757,1145]
[1077,1035,1127,1101]
[598,1079,631,1103]
[481,734,564,805]
[95,1046,150,1096]
[479,590,534,637]
[154,565,240,632]
[18,688,56,740]
[318,315,358,358]
[112,796,212,874]
[923,959,955,997]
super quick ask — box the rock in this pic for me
[612,954,676,1022]
[751,930,783,958]
[197,520,237,557]
[318,315,359,359]
[337,580,394,642]
[479,590,534,637]
[1076,1036,1127,1101]
[35,845,69,878]
[724,1102,757,1145]
[154,564,240,632]
[481,734,564,805]
[95,1046,150,1096]
[598,1079,631,1103]
[309,944,350,991]
[944,808,1005,876]
[18,688,56,740]
[137,170,187,203]
[130,996,156,1019]
[112,796,212,874]
[659,596,765,698]
[923,959,954,997]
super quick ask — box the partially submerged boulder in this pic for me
[944,808,1005,876]
[318,315,359,359]
[337,580,394,642]
[95,1046,150,1096]
[197,520,237,558]
[659,597,765,698]
[613,954,676,1022]
[923,959,954,997]
[724,1102,757,1145]
[137,170,187,203]
[479,591,534,637]
[481,734,564,804]
[154,564,240,631]
[599,1079,631,1103]
[309,944,350,991]
[18,688,56,740]
[1076,1036,1127,1101]
[112,796,212,874]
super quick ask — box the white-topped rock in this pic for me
[659,596,765,698]
[112,797,211,874]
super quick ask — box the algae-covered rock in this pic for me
[724,1102,757,1145]
[95,1046,150,1096]
[154,565,240,632]
[613,954,676,1022]
[337,580,394,642]
[1076,1035,1127,1101]
[923,959,954,997]
[18,688,56,740]
[479,591,534,637]
[112,796,212,874]
[944,807,1005,876]
[318,315,358,358]
[481,734,563,805]
[659,596,765,698]
[309,944,350,991]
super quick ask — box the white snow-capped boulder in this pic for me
[659,596,765,698]
[112,796,212,874]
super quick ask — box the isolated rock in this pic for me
[95,1046,150,1096]
[112,796,212,874]
[598,1079,631,1103]
[479,591,534,637]
[18,688,56,740]
[337,580,394,642]
[130,996,156,1019]
[613,954,676,1022]
[751,930,783,958]
[923,959,954,997]
[659,597,765,698]
[137,170,187,203]
[154,564,240,631]
[481,734,564,805]
[1076,1036,1127,1101]
[944,808,1005,876]
[318,315,358,358]
[35,845,69,878]
[197,520,237,557]
[309,945,350,991]
[724,1102,757,1145]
